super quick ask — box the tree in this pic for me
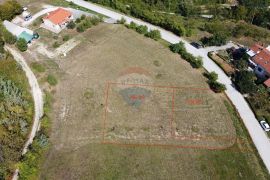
[234,70,257,94]
[145,29,161,40]
[235,6,247,20]
[67,21,76,29]
[0,38,4,54]
[0,1,22,21]
[136,25,148,34]
[205,71,218,82]
[201,32,228,46]
[2,30,16,44]
[209,81,227,93]
[16,38,27,52]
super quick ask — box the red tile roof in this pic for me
[264,78,270,87]
[43,8,71,25]
[252,48,270,74]
[250,44,264,54]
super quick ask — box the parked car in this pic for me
[190,42,203,49]
[260,120,270,132]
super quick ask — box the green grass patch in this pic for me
[47,74,58,86]
[31,62,45,73]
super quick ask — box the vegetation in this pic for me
[170,42,203,68]
[18,92,51,180]
[86,0,270,44]
[234,70,257,94]
[201,33,228,46]
[67,21,76,29]
[0,54,33,179]
[47,74,57,86]
[76,16,102,33]
[0,0,22,21]
[145,30,161,40]
[16,38,28,52]
[204,71,227,93]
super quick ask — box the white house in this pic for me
[42,8,73,33]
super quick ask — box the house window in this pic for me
[258,67,263,72]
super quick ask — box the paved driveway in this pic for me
[67,0,270,173]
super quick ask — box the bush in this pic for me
[205,71,218,81]
[76,23,85,32]
[16,38,28,52]
[67,21,76,29]
[3,30,16,44]
[145,29,161,40]
[90,16,101,25]
[201,33,228,46]
[209,81,227,93]
[63,35,70,41]
[128,21,137,29]
[75,18,81,23]
[0,38,4,54]
[136,25,148,34]
[169,42,186,53]
[47,74,57,86]
[193,56,203,68]
[81,14,86,20]
[234,70,257,94]
[117,17,126,24]
[53,41,60,48]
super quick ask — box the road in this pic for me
[5,47,44,180]
[67,0,270,173]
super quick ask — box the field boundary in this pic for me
[102,82,238,150]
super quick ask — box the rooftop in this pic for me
[43,8,72,25]
[252,48,270,74]
[264,78,270,87]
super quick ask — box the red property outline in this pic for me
[102,82,239,150]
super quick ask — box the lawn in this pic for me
[37,23,270,179]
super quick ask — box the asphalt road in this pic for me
[66,0,270,173]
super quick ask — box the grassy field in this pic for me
[34,23,270,179]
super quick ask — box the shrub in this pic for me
[47,74,57,86]
[205,71,218,82]
[209,81,227,93]
[31,62,45,73]
[67,21,76,29]
[145,29,161,40]
[193,56,203,68]
[80,14,86,20]
[75,18,81,23]
[169,42,186,53]
[136,25,148,34]
[117,17,126,24]
[16,38,28,52]
[0,38,4,54]
[63,35,70,41]
[3,30,16,44]
[76,24,85,32]
[201,32,228,46]
[90,16,101,25]
[234,70,257,94]
[128,21,137,29]
[53,41,60,48]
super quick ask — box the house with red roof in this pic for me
[42,8,73,33]
[247,44,270,82]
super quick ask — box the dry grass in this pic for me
[39,24,269,179]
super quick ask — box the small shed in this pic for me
[18,31,34,43]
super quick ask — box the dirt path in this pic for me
[5,46,44,180]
